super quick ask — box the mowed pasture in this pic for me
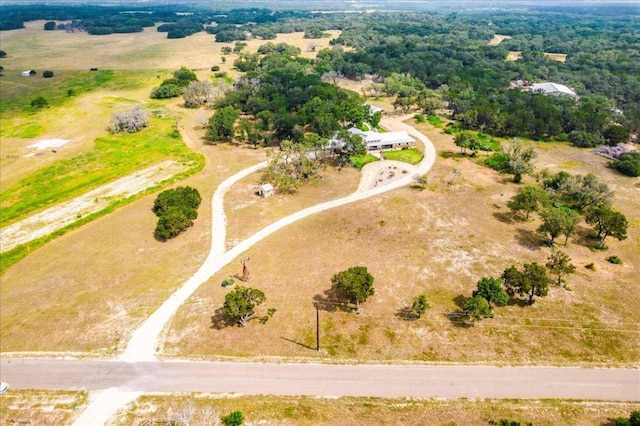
[165,120,640,365]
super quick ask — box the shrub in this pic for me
[42,70,54,78]
[485,152,509,172]
[211,65,220,71]
[30,96,48,108]
[607,256,623,265]
[223,410,244,426]
[222,278,235,287]
[585,262,596,271]
[414,113,426,123]
[611,152,640,177]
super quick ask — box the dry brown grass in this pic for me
[165,120,639,366]
[0,390,87,425]
[117,394,640,426]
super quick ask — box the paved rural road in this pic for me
[1,358,638,401]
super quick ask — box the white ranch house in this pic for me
[347,128,415,152]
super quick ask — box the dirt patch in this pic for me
[0,160,188,252]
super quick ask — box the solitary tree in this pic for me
[152,186,201,241]
[109,105,148,133]
[545,248,576,287]
[223,286,266,327]
[42,70,54,78]
[502,262,549,304]
[464,295,492,321]
[183,80,216,107]
[585,205,628,248]
[472,277,509,308]
[411,294,430,319]
[505,138,537,183]
[331,266,375,313]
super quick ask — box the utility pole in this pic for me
[315,301,320,352]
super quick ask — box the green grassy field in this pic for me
[381,147,424,164]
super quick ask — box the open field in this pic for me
[164,119,640,366]
[506,51,567,62]
[488,34,512,46]
[114,394,640,426]
[0,20,339,72]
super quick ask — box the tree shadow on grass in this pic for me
[210,308,233,330]
[514,228,543,251]
[492,211,515,225]
[312,288,353,313]
[439,150,465,160]
[395,306,419,321]
[446,295,473,328]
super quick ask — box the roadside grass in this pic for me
[350,153,379,169]
[0,390,87,425]
[0,116,202,227]
[165,121,639,366]
[381,148,424,164]
[117,394,640,425]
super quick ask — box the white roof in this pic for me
[260,183,274,191]
[348,128,415,146]
[529,82,577,97]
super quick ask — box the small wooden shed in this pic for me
[258,183,275,197]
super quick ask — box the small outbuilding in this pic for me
[258,183,275,197]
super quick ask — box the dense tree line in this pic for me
[326,11,640,140]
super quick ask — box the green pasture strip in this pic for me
[0,117,202,226]
[350,154,378,169]
[0,69,161,117]
[0,156,203,274]
[381,148,423,165]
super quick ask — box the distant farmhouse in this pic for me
[347,128,415,152]
[516,80,578,100]
[529,82,578,99]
